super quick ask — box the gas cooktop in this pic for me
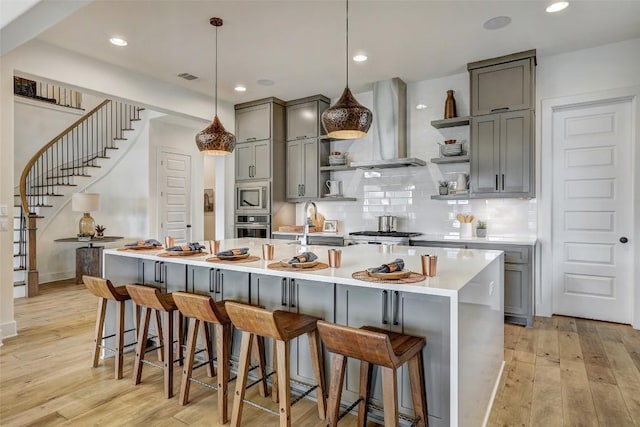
[349,231,423,238]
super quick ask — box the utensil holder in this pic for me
[460,223,473,239]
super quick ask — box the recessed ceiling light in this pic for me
[353,54,368,62]
[416,104,428,110]
[483,16,512,30]
[234,85,247,92]
[257,79,275,86]
[109,37,128,47]
[546,1,569,13]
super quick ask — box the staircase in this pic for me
[15,98,144,297]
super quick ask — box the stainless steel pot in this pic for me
[377,215,397,232]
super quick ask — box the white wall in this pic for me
[204,155,216,239]
[0,39,235,340]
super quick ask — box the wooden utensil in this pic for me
[457,214,466,223]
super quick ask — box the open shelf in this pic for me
[430,116,470,129]
[430,193,469,200]
[317,196,357,202]
[319,165,357,172]
[430,155,470,164]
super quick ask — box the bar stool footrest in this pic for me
[367,402,422,427]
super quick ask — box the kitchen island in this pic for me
[102,238,504,427]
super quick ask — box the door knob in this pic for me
[619,237,628,244]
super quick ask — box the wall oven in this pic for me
[235,181,270,214]
[235,215,271,239]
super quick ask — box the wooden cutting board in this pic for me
[278,225,318,233]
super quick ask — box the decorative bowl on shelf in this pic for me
[329,155,347,166]
[439,143,463,157]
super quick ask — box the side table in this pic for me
[54,236,124,283]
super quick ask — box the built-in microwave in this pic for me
[235,181,270,214]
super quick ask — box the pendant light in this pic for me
[321,0,372,139]
[196,17,236,155]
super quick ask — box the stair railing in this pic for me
[18,99,143,295]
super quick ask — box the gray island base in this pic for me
[102,238,504,427]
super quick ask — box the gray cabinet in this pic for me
[137,260,186,292]
[335,285,449,424]
[286,139,319,199]
[468,50,536,199]
[235,140,271,181]
[470,110,533,197]
[235,103,271,143]
[468,52,535,116]
[410,240,534,327]
[287,101,319,140]
[251,275,334,387]
[285,95,329,201]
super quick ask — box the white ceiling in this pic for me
[36,0,640,104]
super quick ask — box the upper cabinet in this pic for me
[468,50,536,116]
[285,95,330,201]
[468,50,536,199]
[287,101,320,141]
[235,103,272,143]
[234,97,286,189]
[470,111,534,197]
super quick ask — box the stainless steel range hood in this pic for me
[350,78,426,169]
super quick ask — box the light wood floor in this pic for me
[1,281,639,426]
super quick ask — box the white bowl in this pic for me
[329,155,346,166]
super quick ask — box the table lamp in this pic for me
[72,192,100,237]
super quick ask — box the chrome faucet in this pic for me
[301,200,318,246]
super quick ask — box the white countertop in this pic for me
[272,231,346,237]
[410,234,537,246]
[105,238,502,297]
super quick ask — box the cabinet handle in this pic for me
[502,174,505,191]
[381,290,389,325]
[302,184,305,196]
[247,137,257,141]
[495,174,499,191]
[490,107,510,112]
[392,291,400,326]
[281,278,288,306]
[191,269,195,293]
[296,136,307,140]
[154,261,160,283]
[209,268,216,293]
[298,184,302,197]
[219,271,224,295]
[161,262,166,284]
[289,279,296,308]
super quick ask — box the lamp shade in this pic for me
[72,193,100,212]
[196,115,236,155]
[321,87,373,139]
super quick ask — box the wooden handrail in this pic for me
[19,99,111,214]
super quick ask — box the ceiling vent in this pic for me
[177,72,198,81]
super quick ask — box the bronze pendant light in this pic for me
[321,0,372,139]
[196,17,236,155]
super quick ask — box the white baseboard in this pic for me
[0,321,18,342]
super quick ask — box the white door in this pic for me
[158,151,191,243]
[552,98,633,323]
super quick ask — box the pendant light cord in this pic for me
[345,0,349,89]
[215,24,218,117]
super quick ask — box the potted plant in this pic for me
[438,180,449,195]
[95,225,106,238]
[476,221,487,238]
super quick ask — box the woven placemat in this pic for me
[117,247,163,251]
[267,262,329,272]
[351,270,426,284]
[157,251,207,258]
[206,255,261,264]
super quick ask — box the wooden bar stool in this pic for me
[126,284,184,398]
[225,301,327,427]
[317,321,428,427]
[172,292,268,425]
[83,275,139,379]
